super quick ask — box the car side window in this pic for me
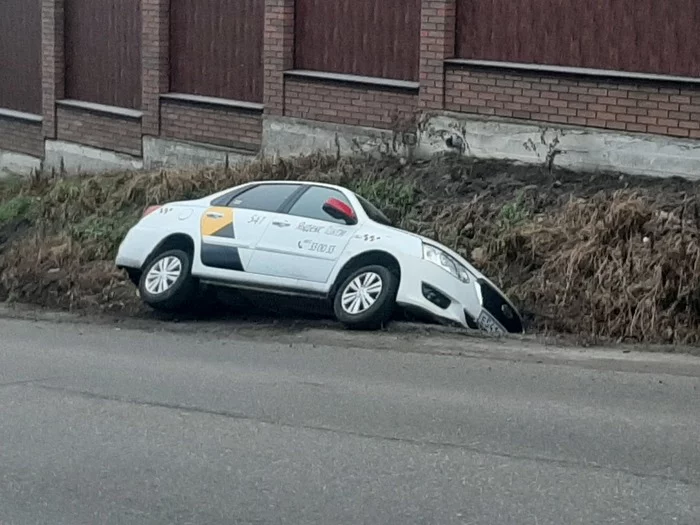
[224,184,301,212]
[287,186,354,224]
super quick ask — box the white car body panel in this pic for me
[115,180,524,334]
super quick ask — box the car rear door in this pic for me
[247,185,359,283]
[198,183,302,274]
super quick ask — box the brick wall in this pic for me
[263,0,294,117]
[160,100,262,150]
[24,0,700,169]
[419,0,455,110]
[141,0,169,136]
[284,78,418,129]
[56,106,142,156]
[445,66,700,139]
[0,117,44,157]
[41,0,64,139]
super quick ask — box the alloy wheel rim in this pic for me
[145,256,182,295]
[341,272,383,315]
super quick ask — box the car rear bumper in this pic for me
[395,256,523,334]
[114,227,150,270]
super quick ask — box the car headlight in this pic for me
[422,243,471,283]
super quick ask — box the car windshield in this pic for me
[355,193,393,226]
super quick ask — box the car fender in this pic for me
[324,225,423,292]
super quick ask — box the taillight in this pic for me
[142,205,162,217]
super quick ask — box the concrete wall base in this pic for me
[419,113,700,180]
[262,116,415,160]
[8,114,700,180]
[143,136,255,171]
[0,149,42,178]
[44,140,143,176]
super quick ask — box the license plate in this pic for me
[477,310,506,334]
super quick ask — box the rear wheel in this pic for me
[138,249,197,312]
[333,265,398,330]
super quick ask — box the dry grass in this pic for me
[2,152,700,345]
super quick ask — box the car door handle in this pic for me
[272,221,290,227]
[206,212,224,219]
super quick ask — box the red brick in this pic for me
[627,91,649,100]
[638,116,658,125]
[596,112,617,121]
[285,78,418,129]
[606,121,627,131]
[626,123,648,133]
[567,116,587,126]
[669,111,691,120]
[586,119,607,128]
[0,116,43,157]
[670,95,692,104]
[658,118,680,127]
[667,128,690,138]
[56,106,142,156]
[616,114,637,123]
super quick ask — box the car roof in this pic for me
[249,180,347,191]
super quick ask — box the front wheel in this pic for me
[138,249,197,312]
[333,265,399,330]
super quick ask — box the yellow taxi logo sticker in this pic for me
[201,207,235,238]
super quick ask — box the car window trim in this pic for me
[210,185,254,207]
[212,183,303,212]
[278,185,308,214]
[281,184,358,224]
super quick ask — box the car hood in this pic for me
[378,224,489,281]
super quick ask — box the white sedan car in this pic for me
[115,180,524,335]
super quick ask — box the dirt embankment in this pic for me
[1,153,700,345]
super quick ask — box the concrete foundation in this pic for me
[0,149,42,178]
[44,140,143,176]
[262,116,415,160]
[142,136,255,171]
[7,114,700,180]
[419,113,700,180]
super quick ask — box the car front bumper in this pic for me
[395,256,523,335]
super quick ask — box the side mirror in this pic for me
[322,198,357,225]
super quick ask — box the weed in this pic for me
[0,195,37,225]
[498,191,531,229]
[68,211,139,260]
[2,153,700,345]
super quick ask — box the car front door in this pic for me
[198,183,302,274]
[247,186,359,283]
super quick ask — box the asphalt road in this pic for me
[0,316,699,524]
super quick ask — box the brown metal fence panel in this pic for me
[456,0,700,77]
[0,0,42,114]
[64,0,142,109]
[295,0,421,81]
[170,0,264,103]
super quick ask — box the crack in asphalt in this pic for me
[32,383,698,489]
[0,376,63,388]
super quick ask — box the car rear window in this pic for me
[216,184,301,212]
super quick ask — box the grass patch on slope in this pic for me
[2,153,700,345]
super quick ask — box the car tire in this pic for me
[138,249,197,312]
[333,265,399,330]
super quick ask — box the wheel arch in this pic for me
[141,233,196,270]
[330,250,402,298]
